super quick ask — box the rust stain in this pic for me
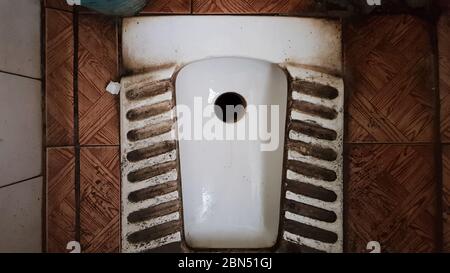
[126,119,174,142]
[128,180,179,203]
[285,179,338,203]
[125,80,172,101]
[126,100,173,121]
[123,62,178,77]
[291,79,339,99]
[282,62,343,78]
[127,160,178,183]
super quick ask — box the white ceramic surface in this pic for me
[122,16,342,75]
[176,57,287,248]
[0,72,42,186]
[0,0,41,79]
[0,177,42,253]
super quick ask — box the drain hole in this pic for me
[214,92,247,123]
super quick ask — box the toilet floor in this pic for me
[44,0,449,253]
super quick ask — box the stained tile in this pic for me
[439,12,450,142]
[45,0,73,11]
[0,177,43,253]
[80,147,120,253]
[78,15,119,145]
[141,0,192,13]
[443,145,450,251]
[345,16,435,143]
[346,144,437,253]
[0,0,41,78]
[47,147,76,253]
[192,0,316,14]
[0,73,42,186]
[46,8,74,146]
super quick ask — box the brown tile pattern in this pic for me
[345,16,434,143]
[192,0,316,14]
[78,15,119,145]
[439,12,450,142]
[44,6,445,253]
[346,144,437,253]
[80,147,120,253]
[46,9,74,146]
[47,148,76,253]
[444,146,450,251]
[141,0,192,13]
[45,0,73,11]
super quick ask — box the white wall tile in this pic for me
[0,72,42,186]
[0,0,41,79]
[0,177,42,253]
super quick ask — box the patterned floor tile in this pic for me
[192,0,316,14]
[439,12,450,142]
[80,147,120,253]
[346,144,437,252]
[345,16,435,143]
[78,15,119,145]
[45,8,74,146]
[47,147,76,253]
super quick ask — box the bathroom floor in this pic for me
[44,0,450,253]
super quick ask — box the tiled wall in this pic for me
[44,0,449,253]
[0,0,43,252]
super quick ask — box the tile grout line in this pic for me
[41,1,47,253]
[342,17,349,253]
[0,175,43,190]
[117,17,123,253]
[0,69,41,81]
[73,8,81,245]
[429,8,444,252]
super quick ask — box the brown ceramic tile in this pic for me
[46,9,74,147]
[47,147,76,253]
[439,12,450,143]
[192,0,316,14]
[346,144,437,253]
[444,145,450,251]
[78,15,119,145]
[80,147,120,253]
[345,16,435,143]
[191,1,431,15]
[141,0,192,14]
[45,0,73,11]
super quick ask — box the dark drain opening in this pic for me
[214,92,247,123]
